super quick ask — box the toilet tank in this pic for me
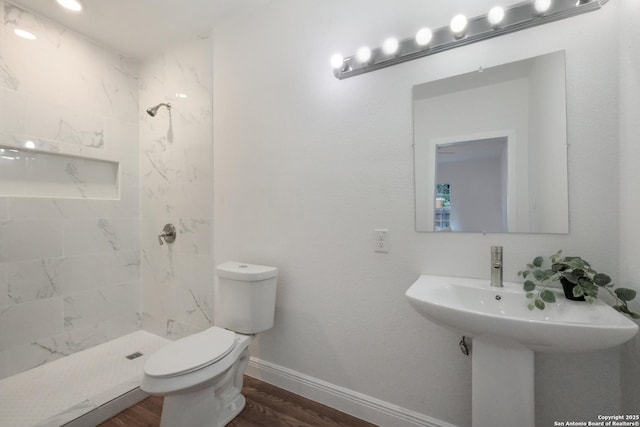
[216,262,278,334]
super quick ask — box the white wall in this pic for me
[438,157,504,233]
[619,0,640,415]
[213,1,624,426]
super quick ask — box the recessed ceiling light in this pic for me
[56,0,83,12]
[14,28,37,40]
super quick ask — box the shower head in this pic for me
[146,102,171,117]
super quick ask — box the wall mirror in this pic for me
[413,50,569,234]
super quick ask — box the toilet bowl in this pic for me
[142,327,252,427]
[141,262,278,427]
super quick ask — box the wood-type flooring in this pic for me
[99,376,378,427]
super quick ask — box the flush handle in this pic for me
[158,223,176,245]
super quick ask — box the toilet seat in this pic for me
[144,327,236,378]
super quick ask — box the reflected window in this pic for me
[435,183,451,231]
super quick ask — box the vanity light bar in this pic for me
[332,0,608,80]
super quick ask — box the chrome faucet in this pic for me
[491,246,503,287]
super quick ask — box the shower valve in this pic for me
[158,223,176,245]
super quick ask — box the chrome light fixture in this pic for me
[331,0,608,80]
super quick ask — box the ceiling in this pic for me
[437,137,507,164]
[8,0,271,59]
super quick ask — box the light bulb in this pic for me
[24,140,35,149]
[382,37,399,55]
[56,0,82,11]
[534,0,552,14]
[450,14,468,37]
[330,54,345,69]
[415,28,433,47]
[356,46,372,63]
[488,6,505,26]
[14,29,36,40]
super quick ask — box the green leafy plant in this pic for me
[517,250,639,319]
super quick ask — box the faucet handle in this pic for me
[158,223,176,246]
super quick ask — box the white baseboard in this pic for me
[246,357,459,427]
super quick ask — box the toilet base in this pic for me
[159,348,250,427]
[160,393,246,427]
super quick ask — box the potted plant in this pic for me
[517,250,639,319]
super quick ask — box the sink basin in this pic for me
[406,275,639,353]
[406,274,639,426]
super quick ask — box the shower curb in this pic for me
[59,388,148,427]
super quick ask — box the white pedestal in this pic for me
[472,336,535,427]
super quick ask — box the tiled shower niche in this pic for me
[0,144,119,200]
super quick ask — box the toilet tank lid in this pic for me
[216,262,278,281]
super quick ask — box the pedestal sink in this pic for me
[405,275,639,427]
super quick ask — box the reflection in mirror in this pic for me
[435,137,509,232]
[413,51,569,234]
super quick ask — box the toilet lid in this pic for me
[144,327,236,378]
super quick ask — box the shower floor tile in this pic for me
[0,330,169,427]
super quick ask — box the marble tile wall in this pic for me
[139,37,214,339]
[0,1,140,378]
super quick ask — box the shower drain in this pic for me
[125,352,143,360]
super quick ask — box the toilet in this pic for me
[141,262,278,427]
